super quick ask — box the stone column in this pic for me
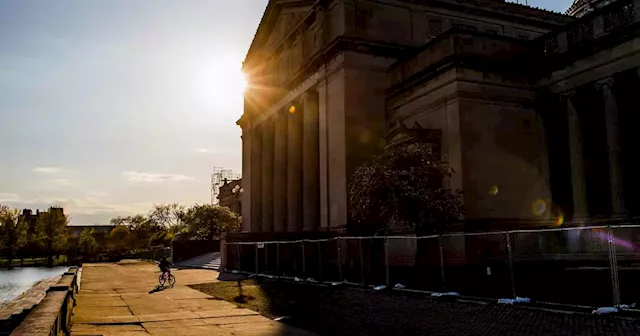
[261,118,275,233]
[250,126,263,232]
[596,77,627,217]
[273,111,288,232]
[287,103,303,232]
[302,91,320,231]
[562,91,589,220]
[240,131,252,232]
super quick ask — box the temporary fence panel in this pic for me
[339,238,364,284]
[387,236,443,292]
[360,238,387,287]
[441,232,512,298]
[510,226,613,306]
[238,243,256,274]
[612,225,640,306]
[319,239,341,282]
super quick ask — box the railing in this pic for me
[223,225,640,307]
[541,0,638,57]
[10,267,79,336]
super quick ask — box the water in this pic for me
[0,267,69,304]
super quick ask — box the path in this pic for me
[71,260,316,336]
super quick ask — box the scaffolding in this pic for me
[211,167,241,204]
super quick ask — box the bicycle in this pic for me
[158,270,176,288]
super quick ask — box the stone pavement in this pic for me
[71,260,316,336]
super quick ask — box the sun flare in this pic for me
[196,57,247,113]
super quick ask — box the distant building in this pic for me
[18,207,115,237]
[217,178,242,215]
[67,225,116,237]
[20,207,65,234]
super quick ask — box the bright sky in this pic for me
[0,0,573,225]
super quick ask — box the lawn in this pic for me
[189,278,640,336]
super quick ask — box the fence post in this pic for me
[337,238,343,282]
[505,231,516,298]
[359,238,365,286]
[276,242,280,276]
[302,241,306,278]
[385,237,390,287]
[438,235,446,291]
[264,242,269,275]
[236,243,241,272]
[255,244,259,275]
[607,226,621,305]
[318,241,323,281]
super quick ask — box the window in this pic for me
[429,20,442,38]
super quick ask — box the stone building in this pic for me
[217,178,243,215]
[237,0,640,233]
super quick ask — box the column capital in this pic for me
[595,77,614,91]
[559,90,577,103]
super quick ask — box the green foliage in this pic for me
[36,207,69,266]
[108,225,133,254]
[182,204,241,240]
[0,205,27,262]
[349,142,463,235]
[78,229,99,258]
[148,203,186,230]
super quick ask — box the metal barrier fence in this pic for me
[223,225,640,307]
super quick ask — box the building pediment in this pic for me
[244,0,315,67]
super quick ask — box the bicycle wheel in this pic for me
[158,273,167,287]
[168,274,176,287]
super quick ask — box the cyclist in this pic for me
[159,256,172,278]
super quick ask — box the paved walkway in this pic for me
[71,260,316,336]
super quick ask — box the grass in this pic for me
[190,278,640,336]
[0,255,68,268]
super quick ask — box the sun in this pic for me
[196,57,247,111]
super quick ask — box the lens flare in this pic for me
[532,199,547,216]
[555,213,565,226]
[488,185,499,196]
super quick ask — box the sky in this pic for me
[0,0,573,225]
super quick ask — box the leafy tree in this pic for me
[182,204,241,240]
[148,203,186,230]
[78,229,99,260]
[107,225,133,255]
[349,142,463,235]
[0,205,27,266]
[111,215,155,249]
[150,230,175,247]
[36,207,69,266]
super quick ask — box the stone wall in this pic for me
[9,267,78,336]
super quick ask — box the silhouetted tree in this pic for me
[0,205,27,267]
[349,142,463,235]
[78,228,99,260]
[36,208,69,267]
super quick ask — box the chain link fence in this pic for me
[223,225,640,307]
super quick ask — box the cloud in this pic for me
[33,166,64,174]
[51,178,73,186]
[123,171,195,183]
[0,193,21,203]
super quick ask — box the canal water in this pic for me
[0,267,68,305]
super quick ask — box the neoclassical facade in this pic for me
[237,0,640,233]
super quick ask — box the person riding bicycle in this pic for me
[159,257,172,276]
